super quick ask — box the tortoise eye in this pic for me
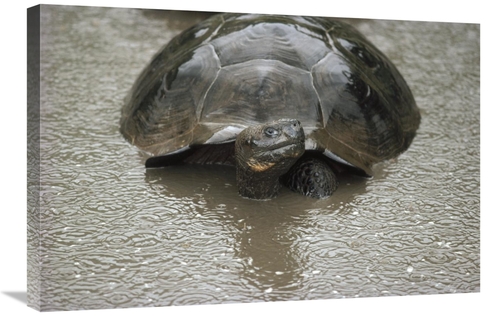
[264,127,280,138]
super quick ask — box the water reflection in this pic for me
[28,5,480,311]
[144,164,368,300]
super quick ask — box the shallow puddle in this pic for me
[28,5,479,311]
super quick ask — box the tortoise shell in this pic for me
[120,13,420,175]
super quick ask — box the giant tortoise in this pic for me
[120,13,421,200]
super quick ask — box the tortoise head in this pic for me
[235,119,306,199]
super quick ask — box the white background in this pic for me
[1,1,496,315]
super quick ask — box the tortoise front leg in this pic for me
[281,156,338,199]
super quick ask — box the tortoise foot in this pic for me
[282,157,338,199]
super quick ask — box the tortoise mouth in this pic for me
[245,140,305,174]
[255,138,306,163]
[267,134,304,148]
[268,139,304,155]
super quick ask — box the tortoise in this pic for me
[120,13,420,200]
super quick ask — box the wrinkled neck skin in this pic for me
[235,148,302,200]
[236,163,283,200]
[234,119,305,200]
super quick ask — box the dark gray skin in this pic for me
[282,155,339,199]
[235,119,305,200]
[234,119,337,200]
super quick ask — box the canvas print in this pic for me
[27,4,480,312]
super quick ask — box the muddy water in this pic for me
[28,5,480,311]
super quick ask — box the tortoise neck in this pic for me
[236,164,282,200]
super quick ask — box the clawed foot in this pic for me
[281,156,338,199]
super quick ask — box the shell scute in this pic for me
[120,13,420,174]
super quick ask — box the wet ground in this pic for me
[28,5,479,311]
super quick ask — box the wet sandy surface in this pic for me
[28,5,479,311]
